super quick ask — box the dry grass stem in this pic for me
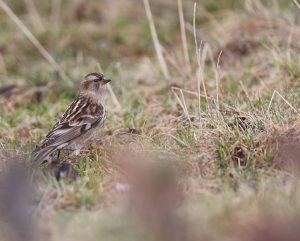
[193,3,198,61]
[294,0,300,9]
[215,50,223,111]
[193,3,204,131]
[97,63,122,111]
[179,89,192,126]
[199,43,209,109]
[0,0,71,85]
[178,0,191,74]
[171,88,190,123]
[143,0,170,79]
[0,52,7,75]
[24,0,44,31]
[107,84,122,112]
[267,90,300,117]
[164,133,188,147]
[239,80,251,103]
[196,47,203,134]
[171,86,215,101]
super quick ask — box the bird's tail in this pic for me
[31,146,57,165]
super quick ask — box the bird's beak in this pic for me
[101,77,111,85]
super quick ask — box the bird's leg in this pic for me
[48,150,61,169]
[55,150,80,181]
[57,150,61,159]
[55,162,76,181]
[50,150,60,166]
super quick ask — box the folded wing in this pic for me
[32,114,103,164]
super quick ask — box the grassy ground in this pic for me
[1,0,300,240]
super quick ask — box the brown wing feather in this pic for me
[32,95,105,163]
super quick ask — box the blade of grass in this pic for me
[143,0,170,79]
[267,90,300,117]
[97,63,122,112]
[171,86,215,101]
[215,50,223,111]
[193,3,203,132]
[172,88,190,124]
[164,133,188,147]
[199,43,209,111]
[179,89,192,126]
[178,0,191,75]
[294,0,300,8]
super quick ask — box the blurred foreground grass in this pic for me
[1,0,300,240]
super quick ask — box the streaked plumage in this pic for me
[32,72,111,164]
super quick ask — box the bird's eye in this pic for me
[93,79,98,82]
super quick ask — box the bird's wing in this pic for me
[44,114,103,147]
[43,96,105,148]
[32,113,104,164]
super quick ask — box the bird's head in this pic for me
[79,72,111,103]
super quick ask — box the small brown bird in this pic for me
[32,72,111,164]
